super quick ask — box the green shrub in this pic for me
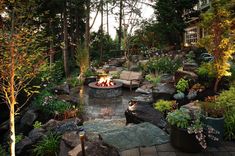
[67,76,81,88]
[173,92,185,100]
[145,74,161,86]
[176,78,189,93]
[32,90,71,115]
[33,133,60,156]
[229,62,235,81]
[154,100,175,112]
[185,51,196,63]
[15,134,23,143]
[146,56,182,74]
[33,121,42,129]
[197,62,216,79]
[0,145,7,156]
[166,108,191,129]
[83,69,96,77]
[216,87,235,140]
[224,112,235,140]
[51,61,65,84]
[38,61,64,84]
[75,45,89,75]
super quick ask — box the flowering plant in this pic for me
[187,111,219,149]
[167,107,219,149]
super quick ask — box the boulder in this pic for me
[68,144,83,156]
[20,109,38,128]
[181,102,201,116]
[183,62,198,72]
[152,83,176,101]
[131,94,154,105]
[68,140,119,156]
[108,58,125,67]
[28,128,46,143]
[125,100,166,129]
[59,140,71,156]
[135,84,153,94]
[129,64,139,71]
[62,131,81,148]
[53,83,70,95]
[175,70,198,82]
[54,118,83,134]
[16,136,33,155]
[83,141,119,156]
[160,74,175,84]
[56,94,79,105]
[42,118,82,134]
[42,119,60,131]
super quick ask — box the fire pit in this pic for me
[88,74,122,98]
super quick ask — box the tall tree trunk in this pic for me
[118,0,123,51]
[106,2,109,36]
[63,0,69,78]
[214,77,220,93]
[100,0,103,63]
[10,41,16,156]
[85,0,90,52]
[10,7,16,156]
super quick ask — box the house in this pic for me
[183,0,211,46]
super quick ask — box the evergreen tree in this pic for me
[154,0,198,49]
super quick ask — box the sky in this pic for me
[90,2,155,39]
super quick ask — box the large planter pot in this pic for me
[202,116,224,147]
[170,125,202,153]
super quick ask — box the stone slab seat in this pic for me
[113,70,143,91]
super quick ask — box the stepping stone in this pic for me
[99,122,169,151]
[81,119,126,133]
[79,119,126,141]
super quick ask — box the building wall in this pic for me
[183,0,211,46]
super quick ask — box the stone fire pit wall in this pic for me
[88,82,123,98]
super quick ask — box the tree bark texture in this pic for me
[63,0,70,78]
[118,0,123,51]
[10,40,16,156]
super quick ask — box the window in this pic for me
[185,27,198,46]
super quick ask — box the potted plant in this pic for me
[167,108,202,153]
[167,108,219,152]
[201,96,225,147]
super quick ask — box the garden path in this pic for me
[79,86,235,156]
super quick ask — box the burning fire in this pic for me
[96,75,115,87]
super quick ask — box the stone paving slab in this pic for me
[140,146,157,156]
[156,143,178,152]
[120,148,140,156]
[158,152,176,156]
[100,122,169,151]
[119,142,235,156]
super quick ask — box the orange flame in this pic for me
[96,75,114,87]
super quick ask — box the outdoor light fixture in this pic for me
[79,131,86,156]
